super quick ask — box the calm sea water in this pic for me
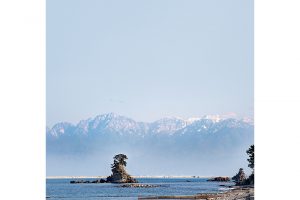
[46,178,234,200]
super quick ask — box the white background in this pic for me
[0,0,300,199]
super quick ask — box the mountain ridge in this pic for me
[47,112,254,176]
[47,112,253,137]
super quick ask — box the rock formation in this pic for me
[70,154,137,184]
[106,154,137,183]
[119,184,160,188]
[232,168,247,185]
[207,176,230,182]
[70,179,106,184]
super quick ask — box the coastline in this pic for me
[46,175,217,179]
[47,176,254,199]
[138,186,254,200]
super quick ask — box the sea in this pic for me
[46,178,234,200]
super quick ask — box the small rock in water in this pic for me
[120,184,160,188]
[100,179,106,183]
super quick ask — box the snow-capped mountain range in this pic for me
[47,113,254,176]
[47,112,253,137]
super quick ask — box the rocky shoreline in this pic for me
[70,179,107,184]
[207,176,230,182]
[47,176,215,179]
[70,177,232,184]
[120,184,161,188]
[138,186,254,200]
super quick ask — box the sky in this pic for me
[47,0,253,127]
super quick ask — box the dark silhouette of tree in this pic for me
[110,154,128,175]
[245,145,254,185]
[247,145,254,170]
[113,154,127,167]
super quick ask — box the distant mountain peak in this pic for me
[47,112,254,176]
[47,113,253,137]
[150,117,187,134]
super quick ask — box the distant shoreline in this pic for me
[46,175,216,179]
[139,186,254,200]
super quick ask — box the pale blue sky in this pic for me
[47,0,253,126]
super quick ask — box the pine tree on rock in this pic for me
[106,154,137,183]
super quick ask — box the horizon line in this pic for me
[46,175,224,179]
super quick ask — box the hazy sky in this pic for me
[47,0,253,127]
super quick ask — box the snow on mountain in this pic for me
[177,117,253,135]
[149,117,187,135]
[47,113,148,136]
[47,113,254,176]
[185,117,202,125]
[91,113,148,135]
[201,115,222,122]
[48,122,75,137]
[47,113,253,137]
[74,118,92,134]
[178,118,218,135]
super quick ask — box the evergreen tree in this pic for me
[246,145,254,170]
[246,145,254,185]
